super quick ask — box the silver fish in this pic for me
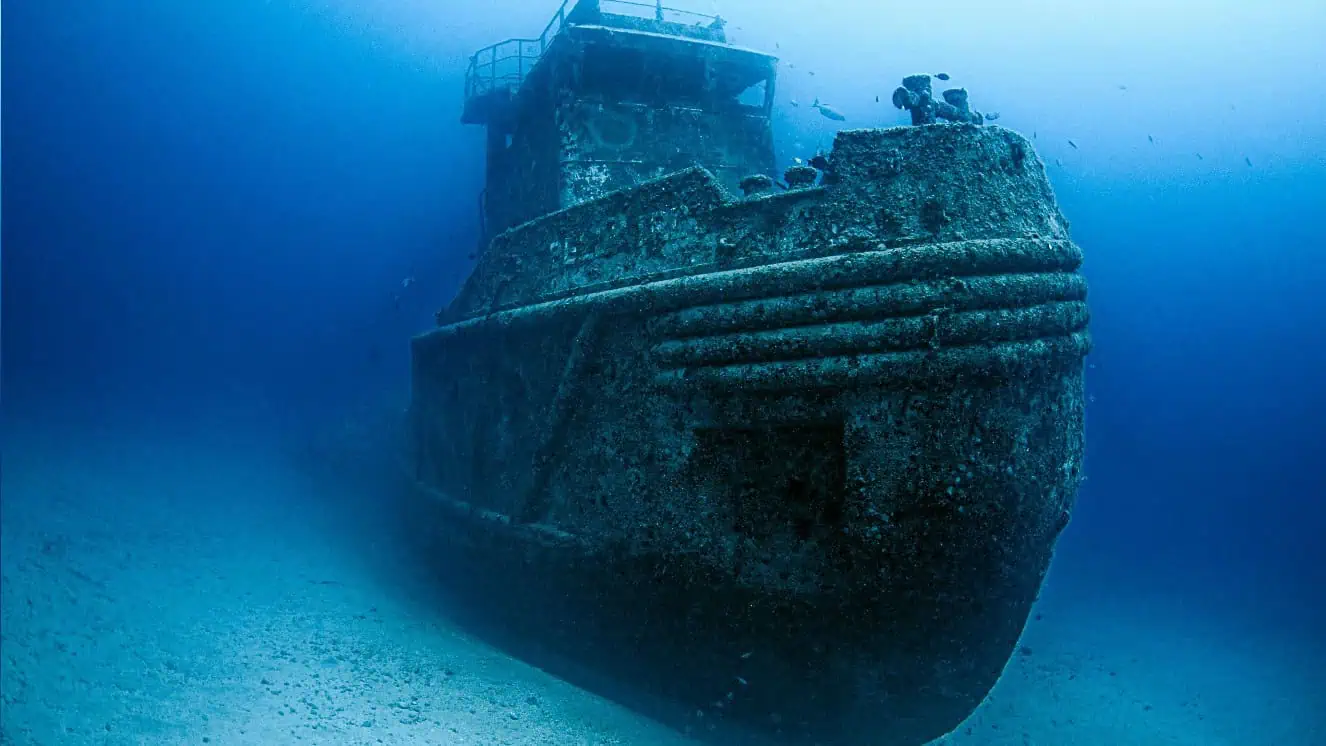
[812,99,846,121]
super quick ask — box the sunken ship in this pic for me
[406,1,1089,744]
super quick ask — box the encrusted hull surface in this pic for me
[409,124,1089,745]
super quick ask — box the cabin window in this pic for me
[736,78,766,109]
[579,45,707,107]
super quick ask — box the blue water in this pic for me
[4,1,1324,744]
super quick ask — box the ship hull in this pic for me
[409,125,1089,745]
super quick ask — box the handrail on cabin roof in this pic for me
[463,0,725,103]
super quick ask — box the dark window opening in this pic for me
[578,45,709,107]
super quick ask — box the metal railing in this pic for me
[601,0,723,25]
[463,0,724,104]
[463,0,569,103]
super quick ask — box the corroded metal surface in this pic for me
[470,14,776,237]
[409,123,1089,745]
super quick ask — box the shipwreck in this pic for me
[406,1,1090,744]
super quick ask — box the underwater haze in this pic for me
[3,0,1325,744]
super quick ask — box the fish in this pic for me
[789,98,799,107]
[983,111,1001,121]
[1117,84,1128,90]
[875,95,880,102]
[1067,139,1079,149]
[401,276,415,288]
[808,153,829,171]
[1054,158,1063,167]
[812,98,846,121]
[935,73,951,81]
[1195,153,1204,160]
[1244,156,1253,167]
[1147,134,1155,144]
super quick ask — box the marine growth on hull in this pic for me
[408,3,1090,745]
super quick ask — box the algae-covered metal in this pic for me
[461,0,775,240]
[410,4,1088,745]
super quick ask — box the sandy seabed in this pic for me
[2,423,1321,746]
